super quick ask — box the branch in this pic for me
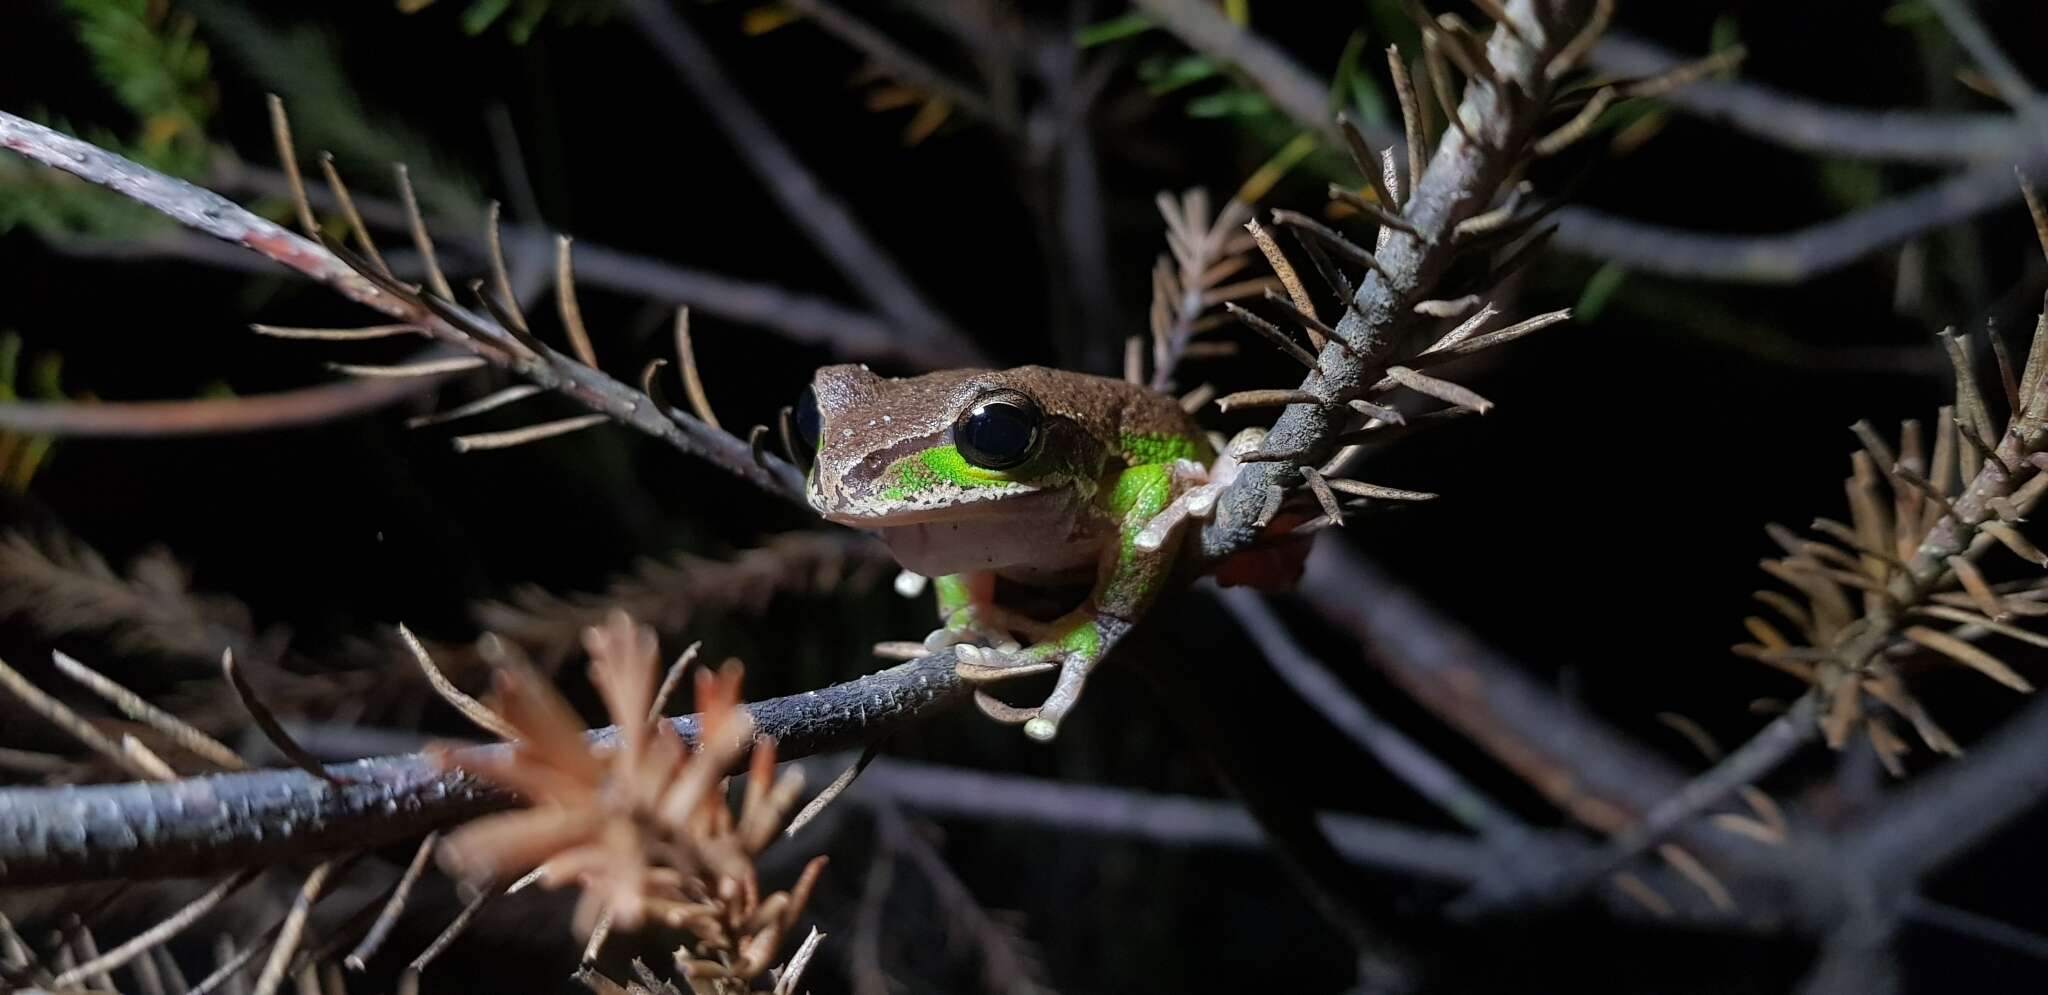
[1450,698,1819,918]
[217,163,926,366]
[618,0,982,366]
[0,352,450,437]
[1188,0,1587,562]
[842,754,1486,883]
[1217,587,1523,837]
[783,0,1014,133]
[0,110,805,503]
[1299,527,1687,835]
[1551,160,2048,282]
[1587,32,2036,165]
[823,756,1765,926]
[0,649,968,886]
[1846,693,2048,894]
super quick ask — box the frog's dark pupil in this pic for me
[955,392,1041,470]
[794,386,822,450]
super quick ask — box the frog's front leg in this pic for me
[956,462,1186,741]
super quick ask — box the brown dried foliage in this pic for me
[434,611,823,992]
[1739,259,2048,769]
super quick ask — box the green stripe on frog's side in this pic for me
[1119,432,1211,467]
[934,573,975,616]
[1099,462,1175,606]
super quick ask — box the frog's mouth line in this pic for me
[817,486,1060,529]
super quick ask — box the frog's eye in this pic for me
[794,386,822,450]
[954,389,1042,471]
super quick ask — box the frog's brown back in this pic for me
[997,366,1210,462]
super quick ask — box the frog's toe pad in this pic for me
[954,644,1058,681]
[971,691,1062,741]
[923,626,1019,655]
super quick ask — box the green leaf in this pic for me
[1710,13,1742,52]
[1884,2,1935,26]
[1140,54,1221,95]
[1576,262,1630,322]
[462,0,514,34]
[1185,89,1272,119]
[1076,12,1154,48]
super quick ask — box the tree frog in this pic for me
[798,364,1259,742]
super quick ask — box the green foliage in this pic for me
[0,0,218,237]
[1575,262,1630,322]
[0,333,68,492]
[402,0,613,43]
[1076,12,1155,48]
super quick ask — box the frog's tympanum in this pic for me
[799,364,1266,741]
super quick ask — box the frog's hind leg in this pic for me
[923,571,1035,654]
[958,461,1186,741]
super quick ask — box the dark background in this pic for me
[3,1,2047,992]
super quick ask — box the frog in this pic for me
[797,364,1266,742]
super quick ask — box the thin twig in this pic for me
[221,649,339,785]
[785,740,881,839]
[0,654,163,781]
[345,832,440,971]
[49,870,261,989]
[554,236,600,368]
[406,882,500,975]
[398,625,517,741]
[673,308,721,432]
[51,651,247,770]
[452,413,609,453]
[251,862,335,995]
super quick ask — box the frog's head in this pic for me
[798,364,1098,528]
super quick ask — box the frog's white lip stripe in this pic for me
[818,486,1054,528]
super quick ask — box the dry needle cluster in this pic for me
[1739,192,2048,768]
[434,611,823,993]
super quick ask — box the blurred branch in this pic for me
[1924,0,2046,123]
[1300,541,1686,835]
[1451,698,1819,918]
[215,162,925,365]
[1135,639,1425,987]
[1588,32,2037,165]
[1217,588,1524,837]
[0,648,969,886]
[1846,694,2048,893]
[1297,547,1813,913]
[784,0,1014,132]
[1552,160,2048,282]
[619,0,982,366]
[870,803,1052,995]
[0,351,453,437]
[819,756,1765,925]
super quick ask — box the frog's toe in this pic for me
[1024,657,1096,742]
[953,643,1059,681]
[922,626,977,653]
[972,689,1040,726]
